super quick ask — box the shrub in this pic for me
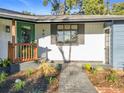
[39,60,57,76]
[106,70,118,83]
[0,58,11,67]
[14,79,25,91]
[0,72,8,85]
[84,64,92,71]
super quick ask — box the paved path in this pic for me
[58,63,98,93]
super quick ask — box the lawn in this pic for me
[0,61,60,93]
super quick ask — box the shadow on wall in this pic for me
[36,24,73,63]
[36,23,104,62]
[58,45,72,63]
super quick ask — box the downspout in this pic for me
[111,20,114,68]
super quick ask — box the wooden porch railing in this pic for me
[8,42,38,63]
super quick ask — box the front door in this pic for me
[17,21,35,43]
[104,28,111,64]
[17,21,35,58]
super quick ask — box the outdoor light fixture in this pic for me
[5,25,10,33]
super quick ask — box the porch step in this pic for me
[10,61,40,74]
[19,61,40,71]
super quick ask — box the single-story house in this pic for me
[0,8,124,69]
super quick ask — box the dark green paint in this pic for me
[17,21,35,43]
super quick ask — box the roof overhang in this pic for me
[0,9,124,23]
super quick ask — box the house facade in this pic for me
[0,8,124,69]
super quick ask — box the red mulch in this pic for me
[86,70,124,93]
[96,87,124,93]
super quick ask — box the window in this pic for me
[57,24,78,44]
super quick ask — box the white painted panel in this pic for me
[0,19,12,59]
[35,23,105,62]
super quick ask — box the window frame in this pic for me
[57,24,78,45]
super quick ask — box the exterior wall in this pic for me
[35,22,105,62]
[0,19,12,59]
[112,22,124,69]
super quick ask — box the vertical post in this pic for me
[12,20,16,63]
[8,41,12,61]
[34,44,38,60]
[8,41,15,63]
[12,20,16,44]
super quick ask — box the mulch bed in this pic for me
[0,69,60,93]
[87,70,124,93]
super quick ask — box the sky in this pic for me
[0,0,123,15]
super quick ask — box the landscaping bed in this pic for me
[84,64,124,93]
[0,61,60,93]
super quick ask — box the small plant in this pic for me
[39,60,57,76]
[84,64,92,71]
[26,68,33,77]
[14,79,25,91]
[106,70,118,83]
[91,67,97,75]
[0,58,3,67]
[45,76,56,84]
[55,64,62,71]
[91,65,104,75]
[45,76,58,86]
[0,58,11,67]
[0,72,8,85]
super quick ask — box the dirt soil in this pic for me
[87,70,124,93]
[0,69,59,93]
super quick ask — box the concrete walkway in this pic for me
[58,63,98,93]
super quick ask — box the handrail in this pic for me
[8,42,38,63]
[14,43,37,46]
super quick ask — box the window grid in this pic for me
[57,24,78,45]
